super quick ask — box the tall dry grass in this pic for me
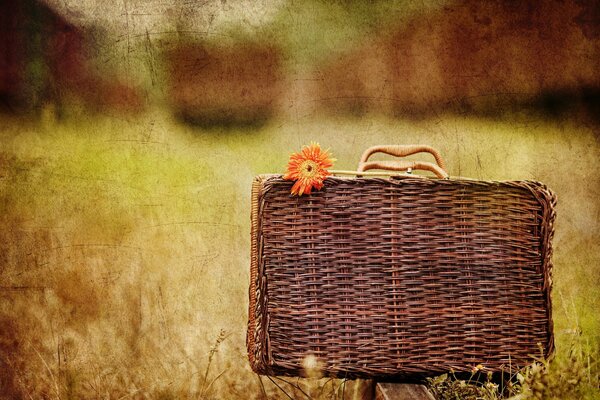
[0,110,598,399]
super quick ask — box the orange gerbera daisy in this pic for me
[284,142,335,196]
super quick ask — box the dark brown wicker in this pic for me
[247,146,556,379]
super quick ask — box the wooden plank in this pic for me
[375,382,435,400]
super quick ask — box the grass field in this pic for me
[0,110,598,399]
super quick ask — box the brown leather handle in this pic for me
[358,145,449,178]
[360,145,447,169]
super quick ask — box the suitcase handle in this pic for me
[358,145,449,179]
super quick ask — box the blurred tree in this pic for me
[0,0,144,116]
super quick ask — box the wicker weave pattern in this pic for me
[248,175,556,379]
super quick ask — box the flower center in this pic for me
[300,160,319,177]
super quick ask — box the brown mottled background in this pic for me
[0,0,598,399]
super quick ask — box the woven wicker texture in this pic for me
[248,175,556,379]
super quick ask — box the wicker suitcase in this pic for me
[247,145,556,379]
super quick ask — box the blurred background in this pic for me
[0,0,598,398]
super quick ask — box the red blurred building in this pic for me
[316,0,600,117]
[166,41,282,127]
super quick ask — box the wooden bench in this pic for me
[374,382,435,400]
